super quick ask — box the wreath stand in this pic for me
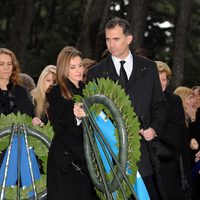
[0,123,51,200]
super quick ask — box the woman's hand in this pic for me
[32,117,44,127]
[190,138,199,150]
[73,103,86,119]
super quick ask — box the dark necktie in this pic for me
[119,60,128,88]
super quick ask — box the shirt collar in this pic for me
[111,51,133,78]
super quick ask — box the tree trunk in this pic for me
[76,0,108,59]
[127,0,150,50]
[8,0,33,72]
[171,0,193,89]
[93,0,112,61]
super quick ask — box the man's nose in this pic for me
[109,40,115,48]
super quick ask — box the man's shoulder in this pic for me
[87,56,112,82]
[90,56,110,72]
[134,54,156,68]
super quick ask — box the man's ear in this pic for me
[127,35,133,45]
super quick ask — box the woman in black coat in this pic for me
[46,46,93,200]
[156,61,192,200]
[174,86,200,200]
[0,48,34,117]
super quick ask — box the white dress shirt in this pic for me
[111,51,133,79]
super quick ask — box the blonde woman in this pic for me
[174,86,200,198]
[156,61,191,199]
[31,65,56,124]
[174,87,198,150]
[174,87,196,126]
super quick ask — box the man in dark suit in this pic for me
[87,17,167,199]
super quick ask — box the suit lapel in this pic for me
[104,56,119,81]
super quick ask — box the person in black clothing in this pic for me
[0,48,44,173]
[156,61,192,200]
[0,48,34,117]
[46,46,93,200]
[86,17,167,200]
[174,86,200,199]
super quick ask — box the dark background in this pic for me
[0,0,199,89]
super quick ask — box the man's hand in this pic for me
[140,127,157,141]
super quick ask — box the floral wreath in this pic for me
[75,78,141,199]
[0,112,54,199]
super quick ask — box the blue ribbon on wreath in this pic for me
[0,134,41,197]
[95,111,150,200]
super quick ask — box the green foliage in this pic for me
[75,78,141,199]
[0,113,54,199]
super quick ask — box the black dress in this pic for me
[46,79,93,200]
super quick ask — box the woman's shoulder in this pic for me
[48,84,60,93]
[165,90,182,104]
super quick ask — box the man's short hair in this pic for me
[105,17,132,36]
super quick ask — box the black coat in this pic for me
[46,80,93,200]
[188,108,200,200]
[159,90,191,200]
[87,53,167,177]
[0,83,34,117]
[189,108,200,146]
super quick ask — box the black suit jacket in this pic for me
[87,53,167,176]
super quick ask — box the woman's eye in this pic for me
[70,66,75,69]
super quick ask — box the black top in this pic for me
[0,82,34,117]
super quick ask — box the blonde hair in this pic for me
[0,48,20,85]
[155,61,172,79]
[31,65,56,118]
[174,86,194,126]
[56,46,82,99]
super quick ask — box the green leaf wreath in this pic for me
[0,112,54,199]
[75,78,141,199]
